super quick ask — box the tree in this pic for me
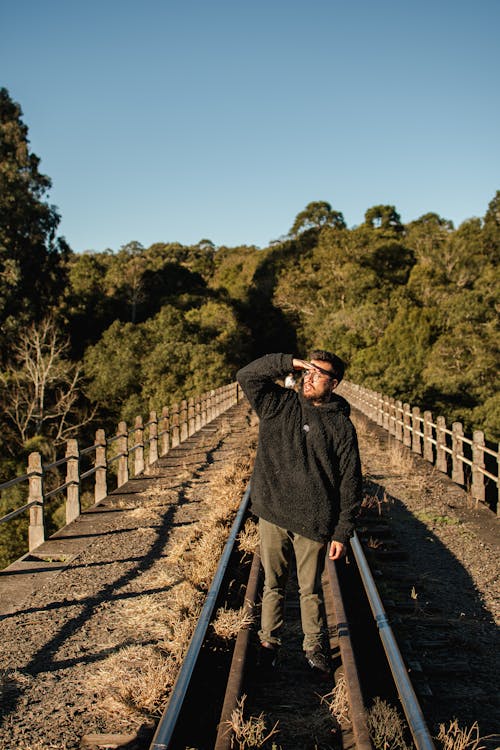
[62,250,117,354]
[482,190,500,260]
[105,241,148,323]
[289,201,346,237]
[405,213,454,261]
[84,299,251,424]
[83,319,144,421]
[0,319,92,457]
[210,245,261,301]
[364,205,403,233]
[0,88,68,355]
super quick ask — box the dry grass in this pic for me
[212,605,254,639]
[226,695,280,749]
[93,645,177,718]
[86,420,256,723]
[361,490,391,516]
[185,524,229,587]
[436,720,496,750]
[321,675,351,726]
[386,438,415,473]
[238,519,260,556]
[367,697,411,750]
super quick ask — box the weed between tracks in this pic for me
[212,604,255,639]
[227,695,280,749]
[321,675,350,727]
[437,720,499,750]
[237,517,260,557]
[366,697,411,750]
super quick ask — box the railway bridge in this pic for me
[0,381,498,750]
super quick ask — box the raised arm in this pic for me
[237,353,295,418]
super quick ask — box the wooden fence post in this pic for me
[188,398,195,436]
[201,393,208,426]
[95,429,107,503]
[403,403,412,448]
[388,398,396,436]
[195,397,202,431]
[28,452,45,551]
[436,416,448,473]
[394,401,403,441]
[171,403,180,447]
[412,407,422,455]
[65,438,80,525]
[370,389,378,422]
[471,430,486,504]
[148,411,158,466]
[160,407,170,456]
[452,422,465,485]
[134,416,145,476]
[117,421,129,487]
[423,411,434,463]
[382,395,390,430]
[180,400,188,442]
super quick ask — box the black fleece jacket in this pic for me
[237,353,362,544]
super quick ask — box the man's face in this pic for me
[302,359,338,403]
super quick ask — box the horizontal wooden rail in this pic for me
[0,382,242,559]
[339,381,499,515]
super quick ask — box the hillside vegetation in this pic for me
[0,86,498,565]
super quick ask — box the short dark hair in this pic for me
[309,349,346,382]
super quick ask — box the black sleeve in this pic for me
[237,353,295,419]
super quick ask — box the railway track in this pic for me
[147,485,436,750]
[2,402,496,749]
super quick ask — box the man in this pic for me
[237,350,362,674]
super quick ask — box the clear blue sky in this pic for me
[1,0,499,252]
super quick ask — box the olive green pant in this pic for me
[258,518,326,652]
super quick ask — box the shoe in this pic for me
[259,641,278,670]
[305,646,330,674]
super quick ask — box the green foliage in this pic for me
[84,319,144,420]
[289,201,346,237]
[351,303,438,402]
[270,200,499,438]
[364,204,403,233]
[84,298,250,425]
[209,244,261,301]
[0,88,68,358]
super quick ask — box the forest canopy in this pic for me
[0,87,499,564]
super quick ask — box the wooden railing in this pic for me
[0,382,241,556]
[2,375,497,565]
[339,381,499,515]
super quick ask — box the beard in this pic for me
[301,382,331,404]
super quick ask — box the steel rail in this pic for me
[214,546,262,750]
[324,555,372,750]
[149,483,252,750]
[350,531,436,750]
